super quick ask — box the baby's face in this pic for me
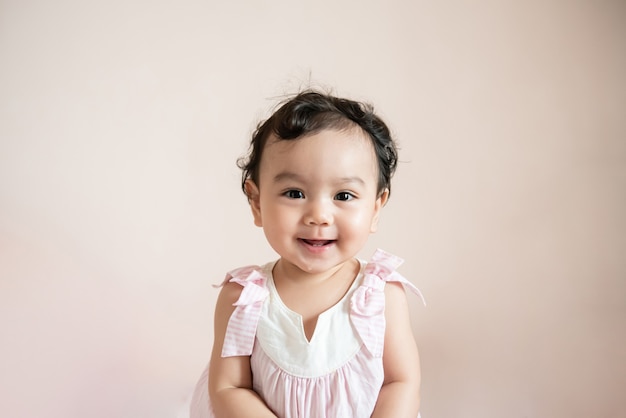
[245,127,388,276]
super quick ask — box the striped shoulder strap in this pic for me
[350,249,425,358]
[216,265,269,357]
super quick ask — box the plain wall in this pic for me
[0,1,624,417]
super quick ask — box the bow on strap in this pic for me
[350,249,425,358]
[216,265,269,357]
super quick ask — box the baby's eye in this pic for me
[284,189,305,199]
[335,192,355,201]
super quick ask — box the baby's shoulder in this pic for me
[217,279,245,303]
[215,262,271,306]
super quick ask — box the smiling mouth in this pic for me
[300,239,335,247]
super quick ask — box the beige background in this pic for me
[1,1,624,417]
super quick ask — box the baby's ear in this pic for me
[370,188,389,233]
[244,180,263,227]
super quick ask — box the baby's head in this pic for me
[238,90,398,200]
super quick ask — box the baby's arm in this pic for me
[371,282,421,418]
[208,281,278,418]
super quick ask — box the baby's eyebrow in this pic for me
[337,176,366,186]
[272,171,304,183]
[273,172,366,187]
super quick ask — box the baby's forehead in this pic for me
[259,128,379,179]
[265,126,372,151]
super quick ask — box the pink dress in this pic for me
[189,249,423,418]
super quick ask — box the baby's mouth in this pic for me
[300,239,335,247]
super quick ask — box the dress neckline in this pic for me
[264,259,365,343]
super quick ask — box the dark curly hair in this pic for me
[238,90,399,200]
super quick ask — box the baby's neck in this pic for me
[273,257,357,286]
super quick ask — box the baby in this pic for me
[190,90,422,418]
